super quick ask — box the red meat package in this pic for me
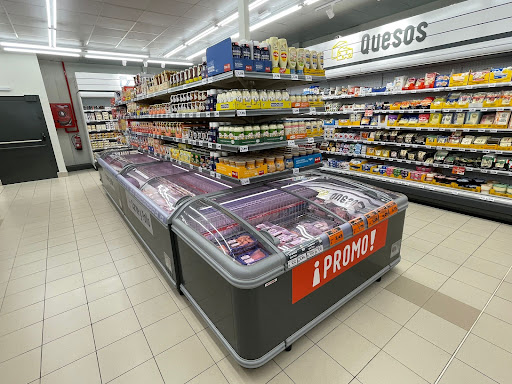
[403,77,417,90]
[425,72,439,88]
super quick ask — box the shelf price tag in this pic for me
[195,112,201,118]
[293,168,300,174]
[490,170,498,174]
[198,167,203,172]
[197,140,204,146]
[480,169,489,173]
[207,142,213,148]
[215,173,222,179]
[291,74,299,80]
[307,137,315,143]
[288,140,295,145]
[292,108,300,114]
[237,110,247,116]
[272,73,281,79]
[205,112,211,117]
[489,83,497,87]
[209,171,215,177]
[239,145,249,153]
[201,79,207,85]
[497,107,505,111]
[310,107,316,114]
[214,111,220,117]
[189,164,194,169]
[240,178,250,185]
[216,144,222,149]
[191,140,197,145]
[234,70,245,77]
[327,227,344,246]
[349,217,365,235]
[442,164,451,168]
[364,210,379,228]
[305,75,313,81]
[481,108,489,111]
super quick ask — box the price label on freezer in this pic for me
[239,145,248,153]
[490,170,498,174]
[349,217,365,235]
[191,140,197,146]
[326,227,344,246]
[189,164,194,169]
[291,221,388,304]
[201,79,208,85]
[364,210,379,228]
[385,201,398,216]
[234,70,245,77]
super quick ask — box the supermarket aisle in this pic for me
[0,170,511,384]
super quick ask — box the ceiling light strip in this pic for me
[146,59,193,66]
[86,50,148,58]
[0,42,81,52]
[163,44,186,58]
[185,26,218,47]
[3,48,79,57]
[84,55,143,62]
[186,49,206,61]
[250,4,302,31]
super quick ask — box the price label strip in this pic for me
[349,217,365,235]
[326,226,344,246]
[364,210,380,228]
[385,201,398,216]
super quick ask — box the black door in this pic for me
[0,95,59,184]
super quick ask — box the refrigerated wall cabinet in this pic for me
[170,173,407,367]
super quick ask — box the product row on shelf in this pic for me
[87,121,119,133]
[326,158,512,200]
[91,140,125,152]
[322,67,512,99]
[83,106,112,113]
[85,109,116,122]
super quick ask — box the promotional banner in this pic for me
[292,220,388,303]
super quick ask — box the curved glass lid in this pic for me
[177,199,274,265]
[268,174,398,222]
[208,184,343,252]
[102,151,160,172]
[141,172,234,214]
[122,162,191,189]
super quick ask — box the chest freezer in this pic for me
[171,171,407,367]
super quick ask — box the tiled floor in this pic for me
[0,170,511,384]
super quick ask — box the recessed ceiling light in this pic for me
[86,50,148,58]
[84,55,143,62]
[0,42,81,52]
[147,59,193,66]
[3,47,80,57]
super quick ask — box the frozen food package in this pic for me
[434,74,450,88]
[494,111,511,126]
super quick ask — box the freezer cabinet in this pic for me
[171,172,407,368]
[116,161,235,287]
[97,149,161,209]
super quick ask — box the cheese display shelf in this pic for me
[323,125,511,133]
[116,70,326,105]
[170,171,407,367]
[321,166,512,223]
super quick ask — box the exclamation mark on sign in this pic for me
[370,229,376,251]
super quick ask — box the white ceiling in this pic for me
[0,0,462,61]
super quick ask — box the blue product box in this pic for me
[254,60,272,73]
[293,153,322,168]
[207,38,254,76]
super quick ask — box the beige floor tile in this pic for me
[438,238,479,255]
[403,236,437,254]
[472,313,512,353]
[109,244,141,261]
[402,225,421,236]
[114,253,148,274]
[74,228,101,241]
[0,321,42,363]
[102,228,130,242]
[181,306,208,333]
[218,355,279,384]
[384,328,450,383]
[73,222,99,234]
[45,273,83,299]
[496,281,512,301]
[189,365,229,384]
[481,237,512,255]
[155,335,214,383]
[439,358,496,384]
[82,262,118,286]
[46,251,79,269]
[20,233,49,246]
[144,311,194,355]
[0,302,44,338]
[47,242,77,258]
[284,345,352,384]
[48,227,74,239]
[423,291,480,331]
[10,259,46,280]
[354,282,383,304]
[5,271,46,296]
[367,289,419,325]
[88,290,132,323]
[76,236,105,250]
[447,230,487,246]
[0,284,45,315]
[393,258,414,275]
[275,337,315,371]
[438,278,492,310]
[46,261,81,283]
[403,264,448,290]
[0,268,11,284]
[472,246,512,267]
[41,326,95,375]
[80,252,113,271]
[97,330,152,383]
[405,308,466,354]
[457,334,512,384]
[399,245,425,263]
[109,359,164,384]
[458,223,496,237]
[47,234,75,248]
[429,245,471,265]
[41,353,101,384]
[0,257,14,272]
[196,327,229,363]
[485,296,512,324]
[120,264,156,288]
[332,298,364,322]
[463,256,509,280]
[417,254,459,277]
[107,236,136,251]
[452,267,501,294]
[0,347,41,384]
[13,249,47,268]
[126,277,166,306]
[85,275,124,302]
[132,292,179,328]
[404,217,430,228]
[356,351,428,384]
[44,287,87,319]
[78,243,109,259]
[345,305,401,348]
[421,222,457,236]
[318,323,379,376]
[305,313,341,343]
[93,308,141,349]
[17,240,47,256]
[43,304,90,344]
[412,229,448,245]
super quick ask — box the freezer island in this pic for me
[171,172,407,367]
[116,161,236,287]
[96,150,161,209]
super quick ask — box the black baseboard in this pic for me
[67,163,94,172]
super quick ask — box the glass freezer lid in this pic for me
[268,174,398,222]
[101,151,160,172]
[208,185,343,253]
[140,172,234,214]
[121,162,191,190]
[177,199,275,266]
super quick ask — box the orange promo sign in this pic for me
[291,220,388,304]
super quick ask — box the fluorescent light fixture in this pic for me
[85,55,143,62]
[163,44,186,58]
[0,42,81,52]
[52,0,56,28]
[218,13,238,27]
[86,50,148,58]
[304,0,322,5]
[3,47,80,57]
[249,0,269,10]
[147,59,193,66]
[186,48,206,61]
[185,26,218,46]
[52,29,56,47]
[250,4,302,31]
[46,0,51,28]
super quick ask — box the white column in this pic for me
[238,0,250,40]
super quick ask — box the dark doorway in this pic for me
[0,95,59,184]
